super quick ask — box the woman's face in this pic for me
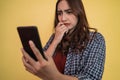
[57,0,78,31]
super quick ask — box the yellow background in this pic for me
[0,0,120,80]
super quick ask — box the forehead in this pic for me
[57,0,70,10]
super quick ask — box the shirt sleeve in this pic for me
[78,32,106,80]
[43,34,54,51]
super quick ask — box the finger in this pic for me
[57,22,64,27]
[56,25,67,32]
[26,68,35,75]
[60,25,69,33]
[21,48,37,67]
[29,40,45,63]
[44,52,51,60]
[22,56,36,74]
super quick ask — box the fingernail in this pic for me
[29,40,34,45]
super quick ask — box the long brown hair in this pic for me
[54,0,97,54]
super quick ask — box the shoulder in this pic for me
[85,31,106,53]
[82,32,106,60]
[89,31,105,44]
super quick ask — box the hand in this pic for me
[21,40,60,80]
[53,22,69,45]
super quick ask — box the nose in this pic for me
[61,13,67,22]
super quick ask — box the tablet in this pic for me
[17,26,46,61]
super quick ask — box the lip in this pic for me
[64,23,70,27]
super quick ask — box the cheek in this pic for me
[58,16,61,22]
[72,17,78,26]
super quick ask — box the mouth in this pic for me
[63,23,70,27]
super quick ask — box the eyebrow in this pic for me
[57,9,72,12]
[64,9,72,12]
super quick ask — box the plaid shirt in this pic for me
[43,32,106,80]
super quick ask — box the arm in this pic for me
[44,22,68,56]
[44,37,59,56]
[21,22,78,80]
[21,40,78,80]
[21,32,105,80]
[77,32,106,80]
[53,74,78,80]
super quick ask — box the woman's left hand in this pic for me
[21,40,60,80]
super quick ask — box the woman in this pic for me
[21,0,106,80]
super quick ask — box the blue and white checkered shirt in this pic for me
[43,32,106,80]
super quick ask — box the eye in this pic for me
[57,11,62,16]
[66,10,73,14]
[65,9,73,14]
